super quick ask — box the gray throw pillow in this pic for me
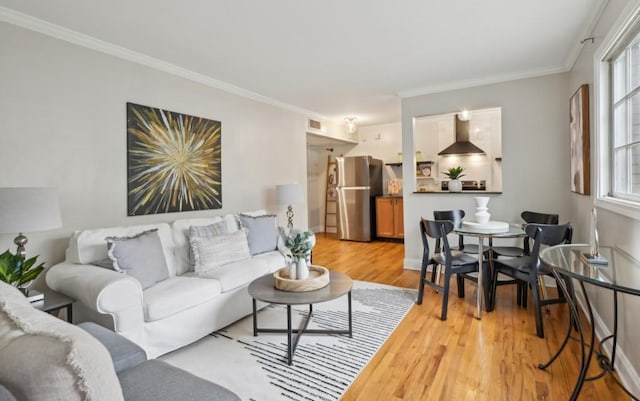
[188,221,228,270]
[238,214,279,255]
[106,229,169,289]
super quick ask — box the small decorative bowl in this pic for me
[273,265,330,292]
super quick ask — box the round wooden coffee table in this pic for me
[248,269,353,365]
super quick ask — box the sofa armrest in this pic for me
[46,262,144,331]
[78,322,147,374]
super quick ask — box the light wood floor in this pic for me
[312,234,627,401]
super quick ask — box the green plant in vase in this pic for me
[443,166,465,180]
[0,249,45,292]
[284,230,314,280]
[443,166,465,192]
[284,231,314,262]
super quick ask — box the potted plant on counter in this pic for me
[443,166,465,192]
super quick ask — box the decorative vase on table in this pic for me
[288,261,298,280]
[473,196,491,224]
[449,179,462,192]
[296,258,310,280]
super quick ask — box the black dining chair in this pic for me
[431,209,485,289]
[489,223,573,338]
[417,219,479,320]
[491,211,560,258]
[433,209,483,255]
[433,209,513,310]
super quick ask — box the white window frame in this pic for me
[594,2,640,221]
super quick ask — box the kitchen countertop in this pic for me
[413,191,502,194]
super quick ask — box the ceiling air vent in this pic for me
[307,118,323,133]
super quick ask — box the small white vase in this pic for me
[296,258,309,280]
[449,179,462,192]
[474,197,491,224]
[288,261,297,280]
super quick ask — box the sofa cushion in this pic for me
[188,221,229,270]
[0,281,125,401]
[78,322,147,374]
[238,213,279,255]
[142,276,222,322]
[197,257,270,292]
[65,222,179,276]
[118,359,240,401]
[191,229,252,276]
[171,215,238,275]
[106,229,170,289]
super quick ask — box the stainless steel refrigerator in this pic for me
[336,156,383,241]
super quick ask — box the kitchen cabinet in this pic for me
[376,196,404,239]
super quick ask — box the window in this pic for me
[610,36,640,202]
[595,4,640,219]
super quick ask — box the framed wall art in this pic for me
[569,84,590,195]
[127,102,222,216]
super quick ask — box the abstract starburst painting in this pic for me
[127,102,222,216]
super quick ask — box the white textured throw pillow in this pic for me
[191,228,251,275]
[0,281,125,401]
[106,229,170,289]
[188,221,229,270]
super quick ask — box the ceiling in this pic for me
[0,0,605,127]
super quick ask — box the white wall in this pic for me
[0,22,309,269]
[346,123,403,163]
[568,0,640,392]
[401,73,572,269]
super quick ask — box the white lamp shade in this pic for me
[0,187,62,234]
[277,184,303,206]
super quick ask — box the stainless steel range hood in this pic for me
[438,115,485,155]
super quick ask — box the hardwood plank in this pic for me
[312,234,627,401]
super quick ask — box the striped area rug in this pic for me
[161,281,415,401]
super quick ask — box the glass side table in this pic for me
[540,244,640,401]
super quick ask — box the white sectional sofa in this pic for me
[46,211,287,358]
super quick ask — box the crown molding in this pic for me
[397,65,567,99]
[398,0,610,100]
[0,6,326,119]
[563,0,609,71]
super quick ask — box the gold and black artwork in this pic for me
[127,102,222,216]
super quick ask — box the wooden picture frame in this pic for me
[570,84,590,195]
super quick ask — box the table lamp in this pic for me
[0,187,63,257]
[277,184,302,229]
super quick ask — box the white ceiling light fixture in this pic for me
[458,110,471,121]
[344,117,358,135]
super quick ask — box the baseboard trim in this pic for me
[404,258,421,271]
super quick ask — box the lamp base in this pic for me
[14,233,27,258]
[286,205,294,229]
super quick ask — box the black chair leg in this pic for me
[457,276,465,297]
[532,280,545,338]
[516,283,522,306]
[563,276,580,332]
[521,283,528,308]
[417,261,428,305]
[489,264,499,311]
[441,272,451,321]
